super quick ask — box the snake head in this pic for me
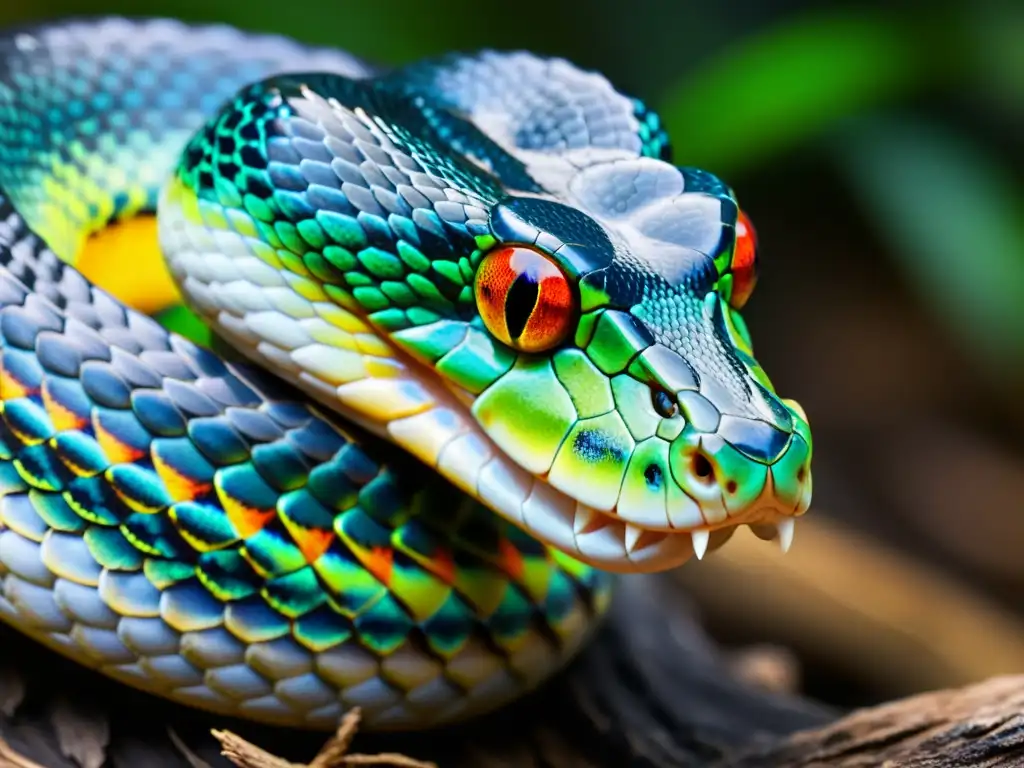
[162,69,811,574]
[462,159,812,566]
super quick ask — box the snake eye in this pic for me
[475,245,575,353]
[728,210,760,309]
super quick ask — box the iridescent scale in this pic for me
[0,13,816,734]
[0,18,611,730]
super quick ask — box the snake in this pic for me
[0,17,813,732]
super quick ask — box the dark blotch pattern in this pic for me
[572,429,626,464]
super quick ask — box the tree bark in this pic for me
[717,675,1024,768]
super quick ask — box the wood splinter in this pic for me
[212,708,437,768]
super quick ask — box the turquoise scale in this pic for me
[0,18,613,730]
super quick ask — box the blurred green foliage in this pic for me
[659,9,925,175]
[834,116,1024,393]
[0,0,1021,392]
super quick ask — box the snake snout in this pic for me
[718,414,790,464]
[652,396,813,556]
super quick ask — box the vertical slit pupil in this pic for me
[505,272,539,341]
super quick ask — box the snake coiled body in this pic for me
[0,18,813,731]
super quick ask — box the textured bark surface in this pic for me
[4,571,1023,768]
[717,675,1024,768]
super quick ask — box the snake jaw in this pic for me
[511,399,811,572]
[568,394,813,568]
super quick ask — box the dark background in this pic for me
[1,0,1022,714]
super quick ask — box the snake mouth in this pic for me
[520,497,805,575]
[433,384,812,573]
[526,467,809,574]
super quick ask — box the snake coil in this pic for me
[0,18,812,731]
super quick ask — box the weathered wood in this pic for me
[717,675,1024,768]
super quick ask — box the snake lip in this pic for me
[609,466,807,531]
[566,466,810,570]
[553,504,798,574]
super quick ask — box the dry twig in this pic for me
[0,735,48,768]
[212,708,436,768]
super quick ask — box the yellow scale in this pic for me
[76,216,180,316]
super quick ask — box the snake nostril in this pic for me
[797,465,807,483]
[651,387,678,419]
[691,453,715,484]
[725,479,737,494]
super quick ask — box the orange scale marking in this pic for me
[283,521,336,565]
[42,381,89,432]
[222,496,277,539]
[92,414,146,465]
[496,537,525,582]
[152,451,212,503]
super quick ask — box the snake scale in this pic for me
[0,17,812,731]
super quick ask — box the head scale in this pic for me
[467,158,811,541]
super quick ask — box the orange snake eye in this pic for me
[728,209,760,309]
[475,246,576,353]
